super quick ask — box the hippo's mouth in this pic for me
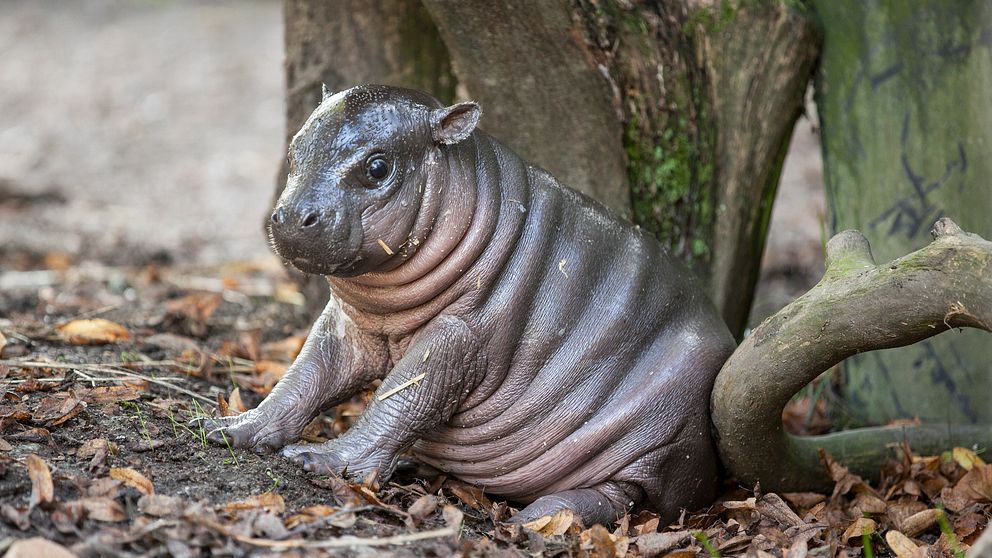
[289,253,362,277]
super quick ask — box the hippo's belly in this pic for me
[412,319,709,501]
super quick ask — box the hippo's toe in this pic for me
[191,409,301,453]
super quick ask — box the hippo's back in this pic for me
[414,140,735,509]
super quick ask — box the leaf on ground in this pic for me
[32,392,86,426]
[86,477,122,498]
[885,530,927,558]
[163,292,222,337]
[446,480,491,511]
[952,447,986,471]
[0,403,33,422]
[407,494,438,525]
[138,493,185,517]
[50,501,84,533]
[842,517,876,541]
[522,508,577,537]
[442,504,464,529]
[942,464,992,512]
[899,508,939,537]
[228,387,248,413]
[26,453,54,509]
[57,318,130,345]
[223,491,285,514]
[0,437,11,451]
[110,467,155,495]
[755,493,804,528]
[77,496,126,522]
[580,523,626,557]
[4,537,76,558]
[284,504,337,528]
[79,384,144,404]
[781,492,826,511]
[216,393,232,416]
[1,504,31,530]
[0,331,6,357]
[634,530,692,556]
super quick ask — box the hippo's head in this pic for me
[268,84,481,276]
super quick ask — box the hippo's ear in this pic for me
[430,102,482,145]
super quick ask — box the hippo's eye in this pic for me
[365,155,390,182]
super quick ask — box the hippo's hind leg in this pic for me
[511,482,641,527]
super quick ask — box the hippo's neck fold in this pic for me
[329,134,529,336]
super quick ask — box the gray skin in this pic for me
[196,85,736,526]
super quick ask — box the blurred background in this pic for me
[0,0,825,326]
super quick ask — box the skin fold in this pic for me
[195,85,736,526]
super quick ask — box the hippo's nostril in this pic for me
[271,208,285,225]
[301,212,319,228]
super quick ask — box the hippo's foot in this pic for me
[511,485,635,528]
[190,408,303,454]
[282,437,398,482]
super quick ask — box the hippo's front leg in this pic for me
[283,315,480,481]
[196,300,387,453]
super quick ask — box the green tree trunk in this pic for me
[815,0,992,425]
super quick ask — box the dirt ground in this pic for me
[7,2,986,557]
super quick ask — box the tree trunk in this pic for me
[278,0,819,337]
[814,0,992,425]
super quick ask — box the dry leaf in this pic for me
[842,517,876,541]
[228,387,248,413]
[447,481,491,511]
[943,464,992,511]
[110,467,155,495]
[223,491,285,514]
[580,523,620,557]
[755,493,804,528]
[164,292,222,337]
[4,537,76,558]
[78,496,126,522]
[952,447,985,471]
[77,438,109,459]
[442,504,464,529]
[33,393,86,426]
[138,493,185,517]
[522,508,576,537]
[26,454,54,509]
[885,530,926,558]
[408,494,437,525]
[57,318,130,345]
[284,504,337,528]
[79,384,144,404]
[900,509,939,537]
[0,331,6,358]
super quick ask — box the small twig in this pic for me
[0,360,214,403]
[377,373,426,401]
[236,524,459,549]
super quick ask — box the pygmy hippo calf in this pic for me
[199,85,736,525]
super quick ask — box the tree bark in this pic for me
[421,0,631,216]
[814,0,992,424]
[712,219,992,492]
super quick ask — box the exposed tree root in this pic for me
[712,218,992,492]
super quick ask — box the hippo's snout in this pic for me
[269,202,352,275]
[270,205,323,231]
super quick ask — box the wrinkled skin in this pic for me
[196,85,736,526]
